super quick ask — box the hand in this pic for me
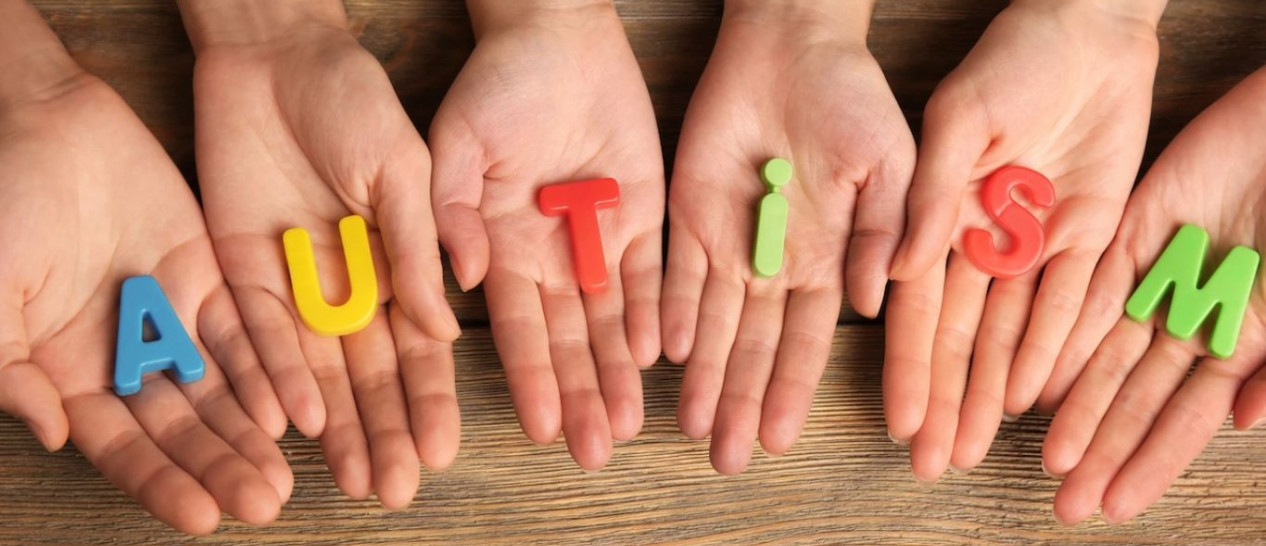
[177,0,461,508]
[1041,67,1266,524]
[0,2,290,533]
[661,1,914,474]
[882,0,1165,483]
[429,0,664,470]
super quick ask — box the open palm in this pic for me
[429,9,664,471]
[884,2,1161,483]
[1043,68,1266,524]
[0,72,290,532]
[663,17,914,474]
[189,20,459,508]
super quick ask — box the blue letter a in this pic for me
[114,275,205,396]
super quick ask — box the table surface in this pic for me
[3,1,1266,544]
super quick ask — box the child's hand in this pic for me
[428,1,664,470]
[0,3,290,533]
[662,2,914,474]
[177,0,460,507]
[883,0,1165,482]
[1042,68,1266,524]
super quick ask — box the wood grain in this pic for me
[2,0,1265,544]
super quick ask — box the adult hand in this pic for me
[1043,67,1266,524]
[0,1,290,533]
[429,0,664,470]
[883,0,1166,483]
[178,0,460,508]
[662,0,915,474]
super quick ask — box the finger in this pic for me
[909,254,989,483]
[1234,359,1266,430]
[1043,318,1153,478]
[1005,250,1097,417]
[428,115,490,291]
[883,252,947,442]
[677,270,745,440]
[540,284,612,470]
[583,271,644,441]
[660,224,708,363]
[485,268,560,445]
[846,153,913,318]
[64,392,221,535]
[1101,355,1249,524]
[373,133,461,342]
[123,378,281,526]
[1052,335,1197,524]
[390,305,460,471]
[758,286,842,456]
[1039,246,1136,412]
[234,286,325,437]
[198,284,287,439]
[622,231,663,368]
[178,361,293,505]
[301,329,372,500]
[344,311,419,509]
[889,87,989,281]
[1234,372,1266,430]
[951,271,1038,471]
[710,285,787,475]
[0,297,67,451]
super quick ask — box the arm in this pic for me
[174,0,462,508]
[662,0,915,473]
[175,0,346,53]
[886,0,1170,485]
[724,0,873,41]
[464,0,615,37]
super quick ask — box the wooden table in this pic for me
[2,1,1265,543]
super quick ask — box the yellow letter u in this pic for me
[283,215,379,337]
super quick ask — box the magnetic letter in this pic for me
[114,275,205,396]
[963,166,1056,279]
[753,158,792,278]
[283,214,379,337]
[538,178,620,294]
[1125,224,1260,359]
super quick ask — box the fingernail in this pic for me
[913,472,939,487]
[948,464,970,475]
[1100,507,1124,526]
[1249,418,1266,431]
[1041,462,1063,479]
[26,421,49,451]
[888,430,909,446]
[890,254,908,279]
[1002,413,1021,423]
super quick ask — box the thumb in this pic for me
[0,301,66,451]
[374,131,462,343]
[889,85,990,281]
[429,111,490,293]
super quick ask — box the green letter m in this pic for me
[1125,224,1260,359]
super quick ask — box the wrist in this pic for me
[723,0,873,45]
[464,0,618,38]
[1010,0,1168,30]
[0,2,89,106]
[175,0,348,53]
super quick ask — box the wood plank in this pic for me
[2,326,1266,544]
[2,0,1266,543]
